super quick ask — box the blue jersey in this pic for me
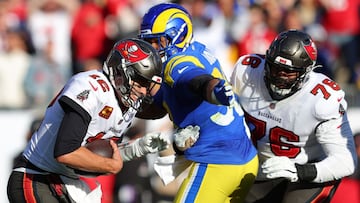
[154,41,257,164]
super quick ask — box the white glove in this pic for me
[140,132,169,153]
[261,156,299,182]
[153,154,192,185]
[174,125,200,151]
[119,132,170,162]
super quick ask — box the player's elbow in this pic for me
[55,153,72,165]
[348,154,358,176]
[344,140,359,177]
[337,153,357,178]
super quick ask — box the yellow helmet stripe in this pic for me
[152,8,192,47]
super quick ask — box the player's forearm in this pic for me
[189,75,234,106]
[311,150,356,183]
[312,117,357,182]
[188,74,214,101]
[56,147,122,174]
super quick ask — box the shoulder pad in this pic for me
[312,74,347,120]
[163,55,203,87]
[231,54,265,86]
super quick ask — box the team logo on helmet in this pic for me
[116,40,149,63]
[304,41,317,61]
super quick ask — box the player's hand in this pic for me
[261,156,299,182]
[109,140,123,174]
[174,125,200,151]
[139,132,170,153]
[212,79,236,106]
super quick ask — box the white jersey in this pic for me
[23,70,138,178]
[230,54,357,183]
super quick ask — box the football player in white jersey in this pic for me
[230,30,357,203]
[7,38,171,203]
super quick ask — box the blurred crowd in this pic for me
[2,0,360,203]
[0,0,360,111]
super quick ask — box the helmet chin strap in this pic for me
[119,80,146,111]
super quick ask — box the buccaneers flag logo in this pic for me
[304,41,317,61]
[115,40,149,63]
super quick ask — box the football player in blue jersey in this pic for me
[138,3,258,203]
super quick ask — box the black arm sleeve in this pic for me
[188,74,214,100]
[54,96,92,158]
[295,163,317,182]
[136,101,168,119]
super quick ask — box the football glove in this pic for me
[153,154,192,185]
[119,132,170,162]
[261,156,299,182]
[174,125,200,151]
[211,79,236,106]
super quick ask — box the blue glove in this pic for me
[211,79,235,106]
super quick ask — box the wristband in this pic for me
[295,163,317,182]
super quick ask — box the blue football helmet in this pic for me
[139,3,193,61]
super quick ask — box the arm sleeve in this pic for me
[136,101,168,119]
[188,74,217,101]
[54,96,92,158]
[312,114,357,183]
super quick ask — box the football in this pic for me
[85,139,113,158]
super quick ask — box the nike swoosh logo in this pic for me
[89,81,98,91]
[337,97,343,102]
[178,66,189,74]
